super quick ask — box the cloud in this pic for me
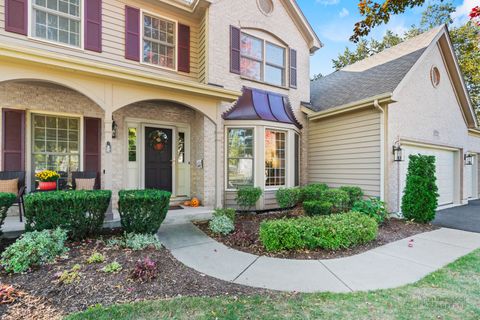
[339,8,349,18]
[316,0,340,5]
[452,0,477,25]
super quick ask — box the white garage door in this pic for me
[400,146,456,206]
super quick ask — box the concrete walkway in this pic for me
[158,216,480,293]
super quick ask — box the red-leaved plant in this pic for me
[130,257,158,282]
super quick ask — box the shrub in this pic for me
[321,189,350,212]
[118,189,171,234]
[340,186,364,209]
[86,252,105,264]
[130,257,158,282]
[0,193,16,236]
[24,190,111,240]
[235,187,262,211]
[401,155,439,223]
[102,262,122,273]
[209,215,235,235]
[275,187,301,208]
[213,208,236,222]
[1,228,68,273]
[300,183,329,202]
[259,212,378,252]
[303,201,333,216]
[352,198,388,224]
[106,233,162,251]
[59,264,81,285]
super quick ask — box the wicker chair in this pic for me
[71,171,100,190]
[0,171,26,222]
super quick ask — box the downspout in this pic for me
[373,100,386,202]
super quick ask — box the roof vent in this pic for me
[257,0,274,16]
[430,66,440,88]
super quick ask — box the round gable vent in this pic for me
[258,0,274,15]
[430,66,440,88]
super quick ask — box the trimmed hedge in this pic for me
[303,200,333,216]
[340,186,364,209]
[321,189,350,212]
[24,190,111,240]
[275,187,301,209]
[259,212,378,252]
[0,193,17,236]
[300,183,329,202]
[236,187,262,211]
[118,189,171,234]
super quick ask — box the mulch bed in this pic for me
[0,235,269,319]
[195,209,439,260]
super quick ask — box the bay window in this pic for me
[227,128,254,189]
[32,0,81,47]
[143,14,176,69]
[265,129,286,187]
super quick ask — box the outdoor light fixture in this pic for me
[112,119,118,139]
[393,141,404,162]
[464,153,474,166]
[106,141,112,154]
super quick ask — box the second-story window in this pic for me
[240,32,286,87]
[143,14,176,70]
[32,0,81,47]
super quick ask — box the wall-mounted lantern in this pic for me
[112,119,118,139]
[393,141,404,162]
[464,153,474,166]
[106,141,112,154]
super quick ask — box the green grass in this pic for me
[68,249,480,320]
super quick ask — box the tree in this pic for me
[419,2,455,29]
[311,73,323,81]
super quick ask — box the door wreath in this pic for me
[148,130,168,151]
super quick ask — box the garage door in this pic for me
[465,163,473,199]
[400,146,456,206]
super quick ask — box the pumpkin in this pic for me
[183,200,191,206]
[190,197,200,207]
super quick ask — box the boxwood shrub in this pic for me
[303,200,333,216]
[300,183,329,202]
[340,186,364,209]
[321,189,350,213]
[235,187,262,211]
[275,187,301,208]
[259,212,378,252]
[24,190,112,240]
[118,189,171,234]
[0,192,17,236]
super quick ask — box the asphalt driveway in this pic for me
[434,200,480,233]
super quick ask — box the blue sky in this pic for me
[296,0,476,77]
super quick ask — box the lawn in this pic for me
[68,249,480,320]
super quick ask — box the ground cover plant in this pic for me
[106,232,162,251]
[209,215,235,235]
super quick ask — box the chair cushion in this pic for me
[0,178,18,194]
[75,178,96,191]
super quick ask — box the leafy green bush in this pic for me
[259,212,378,252]
[0,193,16,236]
[300,183,329,202]
[303,201,333,216]
[102,261,122,273]
[24,190,111,240]
[352,198,388,224]
[213,208,236,222]
[86,252,105,264]
[118,189,171,234]
[340,186,364,209]
[401,155,439,223]
[275,187,301,208]
[1,228,68,273]
[209,215,235,235]
[106,233,162,250]
[235,187,262,211]
[321,189,350,212]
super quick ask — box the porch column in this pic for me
[215,103,225,208]
[103,84,113,192]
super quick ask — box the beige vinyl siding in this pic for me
[198,11,208,84]
[225,190,278,210]
[263,190,278,210]
[308,108,382,197]
[225,191,240,210]
[0,0,201,82]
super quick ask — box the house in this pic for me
[306,26,480,213]
[0,0,320,209]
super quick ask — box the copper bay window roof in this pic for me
[222,87,302,129]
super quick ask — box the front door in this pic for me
[145,127,173,192]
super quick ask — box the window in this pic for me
[143,14,176,69]
[240,32,286,86]
[257,0,274,15]
[32,114,80,179]
[430,66,440,87]
[265,129,285,187]
[128,128,137,162]
[178,132,185,163]
[32,0,81,47]
[227,128,254,189]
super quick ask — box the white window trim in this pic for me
[264,127,287,190]
[140,9,178,72]
[225,126,256,192]
[240,31,286,87]
[28,0,85,51]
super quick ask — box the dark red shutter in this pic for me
[289,48,297,88]
[230,25,241,74]
[178,23,190,73]
[2,109,25,171]
[5,0,27,35]
[125,6,140,61]
[85,0,102,52]
[84,117,101,183]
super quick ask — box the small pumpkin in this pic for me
[190,197,200,207]
[183,200,191,206]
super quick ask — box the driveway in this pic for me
[434,200,480,233]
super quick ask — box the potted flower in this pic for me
[35,170,60,190]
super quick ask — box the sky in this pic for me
[296,0,477,77]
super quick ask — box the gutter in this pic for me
[468,128,480,137]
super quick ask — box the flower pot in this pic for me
[39,181,57,190]
[153,143,165,151]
